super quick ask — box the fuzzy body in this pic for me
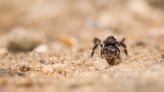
[91,36,128,66]
[102,45,120,65]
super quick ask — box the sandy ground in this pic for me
[0,0,164,92]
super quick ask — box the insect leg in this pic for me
[90,38,102,57]
[119,38,128,56]
[91,44,98,57]
[101,49,104,58]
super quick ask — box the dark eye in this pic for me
[104,38,116,45]
[108,38,115,44]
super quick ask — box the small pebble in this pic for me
[34,44,48,53]
[39,58,54,65]
[61,36,77,47]
[7,27,44,52]
[19,66,31,72]
[0,68,10,77]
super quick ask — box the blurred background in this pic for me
[0,0,163,52]
[0,0,164,92]
[0,0,164,49]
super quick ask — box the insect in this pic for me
[90,36,128,65]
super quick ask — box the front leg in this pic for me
[90,44,98,57]
[120,43,128,56]
[118,38,128,56]
[90,38,102,57]
[101,49,104,58]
